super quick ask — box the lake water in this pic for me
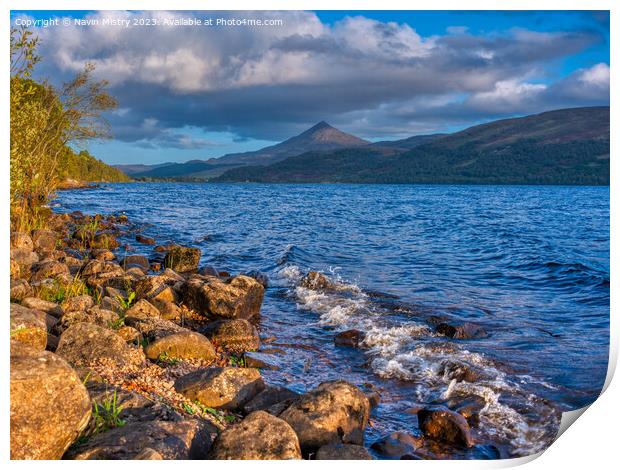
[54,183,610,458]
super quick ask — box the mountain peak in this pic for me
[308,121,333,131]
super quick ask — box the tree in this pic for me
[10,27,117,228]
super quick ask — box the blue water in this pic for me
[54,183,609,457]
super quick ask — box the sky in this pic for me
[11,10,610,165]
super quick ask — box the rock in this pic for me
[125,299,161,320]
[244,352,280,370]
[21,297,63,317]
[244,270,269,288]
[151,298,182,320]
[56,307,120,334]
[56,323,145,368]
[198,265,220,277]
[133,448,163,460]
[144,331,216,363]
[164,246,201,273]
[334,329,366,348]
[11,231,34,250]
[300,271,333,290]
[367,391,381,409]
[47,333,59,351]
[117,326,143,344]
[435,322,488,339]
[200,319,260,353]
[120,255,150,271]
[91,249,115,261]
[81,260,124,278]
[174,367,265,410]
[11,248,39,267]
[417,407,474,447]
[66,420,211,460]
[279,380,371,452]
[91,232,120,250]
[135,275,177,303]
[242,385,300,414]
[181,275,265,320]
[32,229,57,252]
[316,443,373,460]
[10,341,91,459]
[155,243,178,253]
[101,296,124,313]
[10,303,48,350]
[438,360,482,383]
[209,411,301,460]
[62,294,94,313]
[30,260,70,281]
[86,382,183,424]
[10,279,32,301]
[370,431,424,458]
[136,234,156,245]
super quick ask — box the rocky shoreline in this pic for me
[11,211,491,460]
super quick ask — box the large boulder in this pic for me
[164,246,201,273]
[209,411,301,460]
[144,331,216,363]
[66,420,212,460]
[279,380,370,453]
[417,407,474,447]
[10,341,91,459]
[316,443,373,460]
[181,275,264,320]
[10,303,48,350]
[56,323,145,368]
[174,367,265,410]
[200,319,260,353]
[126,316,216,363]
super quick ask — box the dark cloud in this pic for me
[26,10,609,146]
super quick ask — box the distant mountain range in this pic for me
[118,106,609,185]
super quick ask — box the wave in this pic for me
[275,264,561,457]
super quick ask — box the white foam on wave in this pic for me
[279,265,560,456]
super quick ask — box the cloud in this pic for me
[21,10,609,144]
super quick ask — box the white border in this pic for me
[1,1,616,468]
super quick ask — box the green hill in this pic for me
[213,107,609,185]
[58,148,131,184]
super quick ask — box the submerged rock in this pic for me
[279,380,370,453]
[435,322,488,339]
[136,234,156,245]
[334,329,366,348]
[174,367,265,410]
[417,407,474,447]
[10,341,91,459]
[370,431,424,458]
[164,246,201,273]
[316,443,373,460]
[181,275,264,320]
[200,319,260,353]
[209,411,302,460]
[300,271,334,290]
